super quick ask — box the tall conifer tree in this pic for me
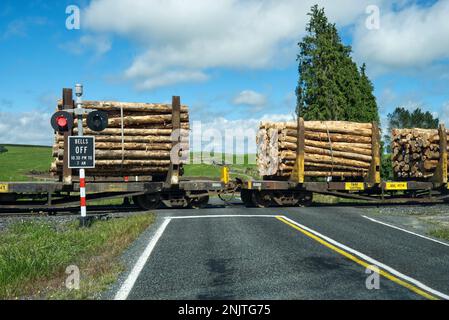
[296,5,379,123]
[359,63,379,123]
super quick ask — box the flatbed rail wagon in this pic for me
[239,117,449,207]
[0,89,234,211]
[2,89,449,212]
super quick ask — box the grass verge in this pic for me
[428,228,449,241]
[0,213,155,299]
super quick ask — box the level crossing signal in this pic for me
[50,110,108,133]
[87,110,108,132]
[50,111,74,133]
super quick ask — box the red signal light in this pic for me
[56,116,68,128]
[50,111,73,133]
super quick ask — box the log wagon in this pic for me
[2,88,449,212]
[0,89,234,212]
[239,117,449,207]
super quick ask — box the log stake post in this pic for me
[290,117,305,184]
[165,96,181,187]
[366,122,381,186]
[431,124,448,185]
[61,88,73,185]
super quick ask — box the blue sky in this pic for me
[1,0,449,146]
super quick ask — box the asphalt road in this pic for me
[115,202,449,300]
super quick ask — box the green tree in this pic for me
[383,106,439,154]
[296,5,379,123]
[386,107,439,131]
[358,64,379,123]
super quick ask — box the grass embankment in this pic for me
[0,213,155,299]
[0,145,53,181]
[428,228,449,242]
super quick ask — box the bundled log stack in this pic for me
[391,128,449,178]
[257,120,375,179]
[50,101,190,179]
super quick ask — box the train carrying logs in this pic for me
[50,100,190,179]
[257,120,375,179]
[391,128,449,178]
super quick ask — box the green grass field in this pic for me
[0,145,258,181]
[0,145,53,181]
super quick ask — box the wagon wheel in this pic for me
[251,190,273,208]
[188,195,210,209]
[161,194,190,209]
[133,193,161,210]
[297,192,313,207]
[241,189,255,208]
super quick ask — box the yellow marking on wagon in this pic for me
[385,182,408,191]
[345,182,365,191]
[0,184,8,193]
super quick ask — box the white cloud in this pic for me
[60,34,111,57]
[190,113,294,154]
[136,70,208,90]
[0,111,53,145]
[83,0,380,89]
[353,0,449,72]
[437,102,449,127]
[2,16,48,39]
[233,90,267,107]
[79,35,112,56]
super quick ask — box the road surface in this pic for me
[113,203,449,300]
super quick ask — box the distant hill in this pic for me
[0,145,257,181]
[1,143,52,148]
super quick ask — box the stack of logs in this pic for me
[391,128,448,178]
[257,120,375,179]
[50,101,190,179]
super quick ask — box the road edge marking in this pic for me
[276,215,449,300]
[362,215,449,248]
[114,218,171,300]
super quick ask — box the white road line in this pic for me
[279,215,449,300]
[169,214,278,219]
[114,218,171,300]
[362,215,449,248]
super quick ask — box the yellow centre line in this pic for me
[275,216,438,300]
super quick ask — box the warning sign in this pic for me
[68,136,95,169]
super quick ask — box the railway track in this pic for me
[1,195,448,219]
[0,204,142,218]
